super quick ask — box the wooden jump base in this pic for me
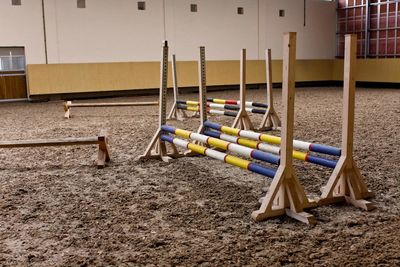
[0,133,111,168]
[167,49,281,131]
[140,34,374,225]
[63,100,159,118]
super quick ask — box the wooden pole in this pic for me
[252,32,316,224]
[0,133,111,168]
[66,102,158,108]
[232,49,254,130]
[64,101,158,118]
[318,34,375,210]
[257,49,282,131]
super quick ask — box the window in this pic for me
[279,9,285,17]
[138,1,146,11]
[11,0,21,6]
[336,0,400,58]
[237,7,244,15]
[0,47,26,72]
[77,0,85,8]
[190,4,197,13]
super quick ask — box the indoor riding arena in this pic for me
[0,1,399,266]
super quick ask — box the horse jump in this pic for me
[176,102,267,117]
[64,100,159,118]
[0,132,111,168]
[140,33,374,224]
[167,49,281,131]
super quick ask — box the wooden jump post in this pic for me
[138,41,183,162]
[232,49,254,130]
[167,54,188,121]
[258,49,281,131]
[197,46,207,134]
[139,43,207,161]
[64,100,159,118]
[252,32,317,224]
[0,132,111,168]
[252,33,375,223]
[233,48,281,131]
[317,34,375,210]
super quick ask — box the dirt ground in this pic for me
[0,87,399,266]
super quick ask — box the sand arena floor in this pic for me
[0,87,399,266]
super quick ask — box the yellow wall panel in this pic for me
[27,62,162,95]
[27,59,400,96]
[333,59,400,83]
[295,60,334,82]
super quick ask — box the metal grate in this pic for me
[337,0,400,58]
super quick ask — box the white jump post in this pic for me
[252,32,317,225]
[232,49,254,130]
[167,54,188,121]
[0,131,111,168]
[318,34,375,210]
[257,49,282,131]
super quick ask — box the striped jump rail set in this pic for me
[141,35,375,225]
[161,122,339,172]
[176,100,267,117]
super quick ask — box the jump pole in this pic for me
[257,49,282,131]
[0,131,111,168]
[251,32,317,225]
[318,34,375,210]
[176,101,267,115]
[64,101,158,119]
[232,49,254,130]
[167,54,188,121]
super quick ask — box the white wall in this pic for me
[259,0,337,59]
[165,0,259,60]
[44,0,165,63]
[0,0,46,64]
[0,0,337,64]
